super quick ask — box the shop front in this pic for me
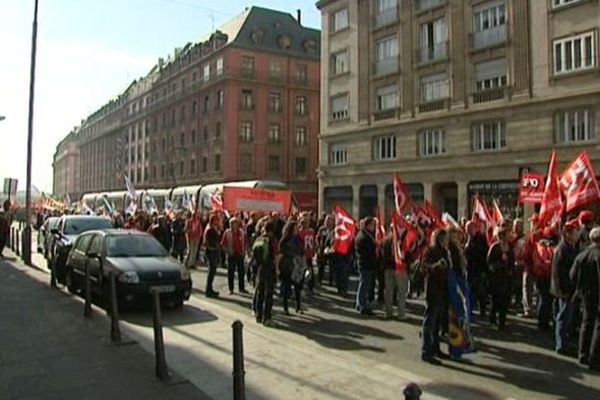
[468,180,521,220]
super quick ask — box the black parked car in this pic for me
[65,230,192,307]
[50,215,114,284]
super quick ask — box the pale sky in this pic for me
[0,0,320,193]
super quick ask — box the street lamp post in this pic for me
[23,0,40,266]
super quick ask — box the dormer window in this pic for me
[251,29,264,44]
[278,35,291,49]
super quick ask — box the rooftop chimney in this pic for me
[297,9,301,25]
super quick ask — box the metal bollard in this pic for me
[49,259,57,288]
[10,227,14,251]
[109,272,121,342]
[84,263,92,317]
[15,229,20,256]
[232,320,246,400]
[403,383,422,400]
[151,288,168,380]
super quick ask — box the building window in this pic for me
[376,35,398,75]
[295,157,307,176]
[180,133,185,147]
[240,153,253,172]
[297,64,308,84]
[420,72,449,102]
[296,96,308,116]
[373,135,397,161]
[152,166,157,179]
[473,1,506,49]
[203,64,210,82]
[268,124,281,143]
[192,100,197,115]
[179,161,185,176]
[268,156,280,174]
[295,126,308,147]
[332,50,349,75]
[190,159,196,175]
[554,32,595,75]
[240,122,253,142]
[419,129,446,156]
[203,125,208,141]
[332,8,349,32]
[474,58,507,102]
[377,0,397,24]
[202,156,207,173]
[331,94,349,121]
[269,92,281,112]
[171,109,176,126]
[553,0,584,8]
[472,121,506,151]
[216,57,224,75]
[161,164,165,178]
[329,144,348,165]
[419,18,448,63]
[556,109,595,143]
[191,129,196,145]
[241,89,253,110]
[215,121,221,138]
[192,71,197,81]
[241,56,254,77]
[211,154,221,173]
[181,105,186,122]
[216,90,224,109]
[204,95,210,112]
[269,61,282,80]
[376,84,398,112]
[181,78,186,89]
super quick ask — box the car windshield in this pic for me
[63,218,113,235]
[106,235,168,257]
[47,219,59,229]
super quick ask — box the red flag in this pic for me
[411,204,435,240]
[490,199,504,227]
[210,191,224,211]
[391,212,407,273]
[472,194,491,224]
[424,200,444,229]
[539,150,564,227]
[375,207,386,244]
[394,174,412,214]
[333,205,356,255]
[519,173,545,204]
[394,212,420,260]
[559,151,600,213]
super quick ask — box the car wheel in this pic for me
[66,268,79,294]
[173,298,184,309]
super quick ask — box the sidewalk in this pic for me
[0,254,211,400]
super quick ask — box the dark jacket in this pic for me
[570,244,600,307]
[354,228,378,271]
[487,241,514,296]
[278,235,304,274]
[381,234,395,270]
[551,239,578,299]
[465,233,488,274]
[421,245,449,305]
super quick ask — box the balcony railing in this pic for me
[375,7,398,28]
[418,98,447,113]
[415,0,447,13]
[417,41,448,64]
[472,24,507,50]
[472,87,507,104]
[375,58,398,76]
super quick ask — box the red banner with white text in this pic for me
[519,173,546,204]
[223,187,292,214]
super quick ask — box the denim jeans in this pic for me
[422,302,445,357]
[555,298,573,352]
[227,255,245,292]
[536,278,553,329]
[205,250,219,294]
[356,269,374,313]
[333,257,349,295]
[255,264,275,321]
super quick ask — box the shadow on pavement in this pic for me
[422,382,504,400]
[122,304,219,328]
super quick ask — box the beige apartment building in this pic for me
[316,0,600,221]
[52,130,80,201]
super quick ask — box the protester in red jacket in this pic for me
[185,211,203,269]
[221,217,248,294]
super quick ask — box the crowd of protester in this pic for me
[3,199,600,372]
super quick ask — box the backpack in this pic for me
[532,241,554,279]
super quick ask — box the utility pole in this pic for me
[23,0,40,266]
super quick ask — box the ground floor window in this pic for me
[323,186,353,214]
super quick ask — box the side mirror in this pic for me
[50,228,59,235]
[87,252,102,260]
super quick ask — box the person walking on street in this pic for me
[221,217,248,295]
[521,214,542,318]
[252,221,278,327]
[278,221,305,314]
[382,229,409,320]
[299,216,316,293]
[532,226,558,331]
[203,214,222,298]
[171,212,187,263]
[570,227,600,371]
[316,215,334,287]
[465,221,489,318]
[185,211,203,269]
[355,217,379,316]
[421,229,450,364]
[551,220,579,355]
[487,227,514,331]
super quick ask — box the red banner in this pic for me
[539,150,564,227]
[222,187,292,214]
[394,173,412,214]
[519,173,546,204]
[334,205,356,255]
[559,151,600,213]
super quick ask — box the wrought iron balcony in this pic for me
[375,58,398,76]
[417,41,448,64]
[472,87,507,104]
[415,0,447,13]
[375,7,398,28]
[472,25,507,50]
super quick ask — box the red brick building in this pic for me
[69,6,320,209]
